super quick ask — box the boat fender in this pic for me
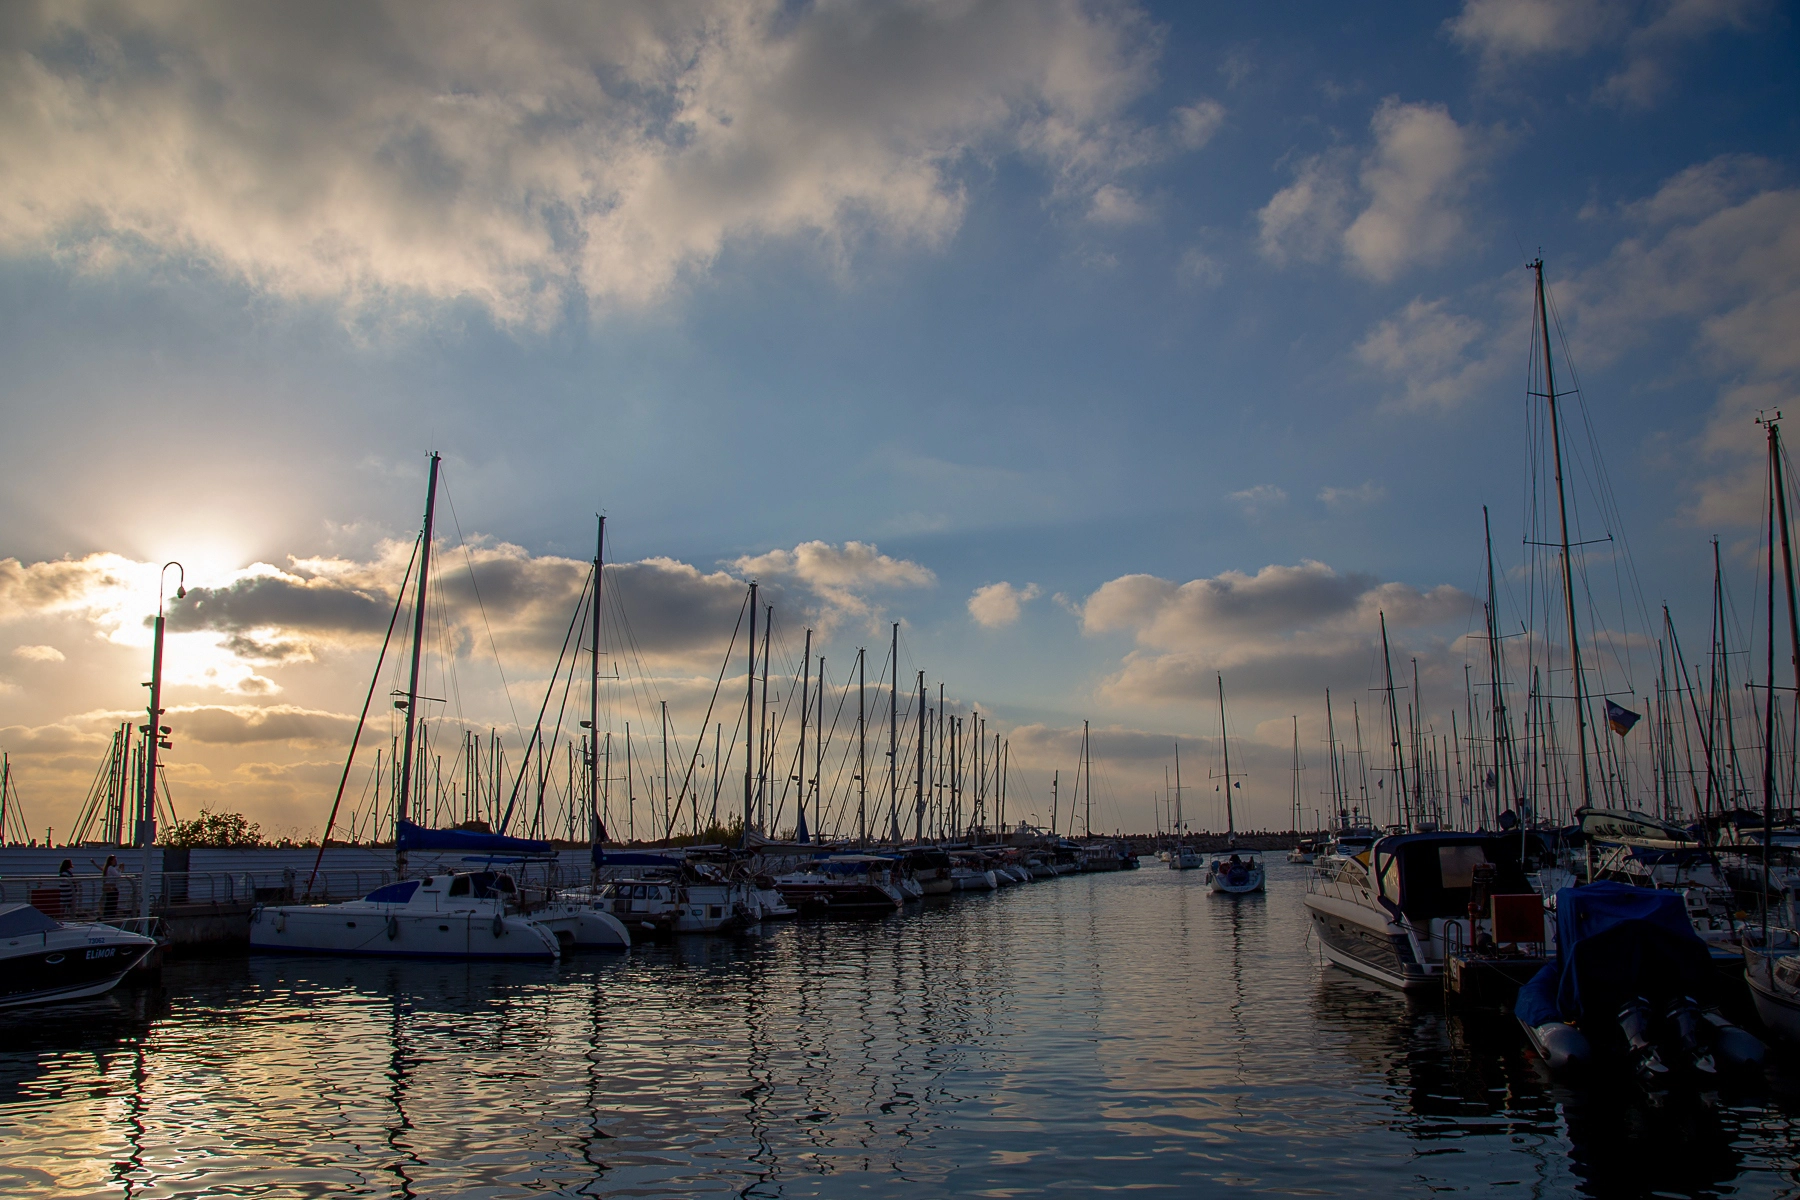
[1534,1022,1592,1072]
[1704,1014,1767,1068]
[492,913,506,939]
[275,910,286,933]
[386,915,399,940]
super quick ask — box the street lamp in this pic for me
[140,562,184,923]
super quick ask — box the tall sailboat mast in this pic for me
[1532,259,1593,809]
[888,622,898,842]
[1379,611,1409,828]
[743,582,757,842]
[1173,743,1183,846]
[857,647,867,846]
[1218,674,1237,843]
[589,516,604,844]
[396,452,440,874]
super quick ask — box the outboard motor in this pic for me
[1665,995,1715,1075]
[1618,996,1669,1078]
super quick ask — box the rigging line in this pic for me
[500,564,593,833]
[438,473,527,753]
[308,532,421,896]
[666,591,749,838]
[541,580,592,836]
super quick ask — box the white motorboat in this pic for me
[774,855,906,913]
[1206,851,1266,895]
[1169,848,1203,871]
[950,853,999,891]
[0,903,158,1009]
[587,875,758,936]
[1304,831,1542,990]
[250,872,561,961]
[1287,839,1317,864]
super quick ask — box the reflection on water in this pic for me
[4,865,1800,1197]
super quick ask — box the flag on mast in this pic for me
[1605,700,1642,736]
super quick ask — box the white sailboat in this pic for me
[1168,742,1202,871]
[1206,674,1265,895]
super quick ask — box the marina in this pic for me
[11,863,1800,1198]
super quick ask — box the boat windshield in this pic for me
[1376,838,1531,921]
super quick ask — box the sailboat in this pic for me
[251,454,622,960]
[1206,675,1265,895]
[1168,742,1202,870]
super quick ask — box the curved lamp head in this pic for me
[159,561,187,611]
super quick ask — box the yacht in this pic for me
[0,903,158,1009]
[1303,830,1540,990]
[773,855,906,913]
[250,871,561,961]
[950,852,999,891]
[1287,839,1317,864]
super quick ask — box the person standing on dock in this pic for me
[101,854,121,920]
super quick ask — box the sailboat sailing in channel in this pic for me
[1169,742,1202,871]
[1206,674,1265,895]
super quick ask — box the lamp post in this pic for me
[140,562,184,922]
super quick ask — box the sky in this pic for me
[0,0,1795,843]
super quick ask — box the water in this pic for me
[6,863,1800,1198]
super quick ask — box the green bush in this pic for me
[161,810,265,848]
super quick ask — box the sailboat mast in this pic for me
[758,603,771,833]
[743,582,756,841]
[889,623,898,842]
[1533,259,1593,809]
[1291,715,1301,833]
[590,516,604,843]
[1218,674,1236,842]
[1173,743,1183,846]
[798,627,811,842]
[858,647,867,846]
[1379,611,1409,828]
[396,451,440,871]
[1083,720,1092,838]
[1325,690,1342,824]
[915,671,926,842]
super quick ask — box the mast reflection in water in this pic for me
[3,866,1800,1197]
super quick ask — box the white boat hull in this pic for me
[530,905,631,950]
[250,903,560,961]
[1303,891,1432,990]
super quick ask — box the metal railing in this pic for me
[1,863,601,922]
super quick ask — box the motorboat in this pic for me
[774,855,905,913]
[1206,850,1265,895]
[750,875,797,918]
[950,853,999,891]
[0,903,158,1009]
[1304,831,1542,991]
[250,872,561,961]
[587,876,757,937]
[1517,881,1764,1078]
[904,849,955,895]
[1287,839,1317,864]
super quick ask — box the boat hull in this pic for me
[0,927,157,1009]
[1747,958,1800,1043]
[250,905,560,961]
[1304,892,1432,990]
[530,905,631,950]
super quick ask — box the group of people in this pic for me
[49,853,124,919]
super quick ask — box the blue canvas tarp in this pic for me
[1515,881,1714,1028]
[395,819,554,856]
[592,847,687,869]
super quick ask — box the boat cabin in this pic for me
[1371,833,1531,923]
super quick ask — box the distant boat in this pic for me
[773,854,905,913]
[1168,742,1201,871]
[1206,675,1264,895]
[0,902,157,1009]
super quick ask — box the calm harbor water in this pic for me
[6,863,1800,1198]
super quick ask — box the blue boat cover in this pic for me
[361,879,422,904]
[395,818,554,855]
[1515,881,1714,1028]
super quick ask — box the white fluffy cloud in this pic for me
[1082,561,1472,706]
[1259,100,1479,281]
[11,644,65,662]
[1448,0,1762,107]
[1356,296,1505,411]
[967,582,1041,629]
[732,540,934,630]
[1318,482,1388,509]
[1227,484,1288,518]
[0,0,1189,325]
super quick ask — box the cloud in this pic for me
[1081,561,1472,706]
[1356,297,1505,411]
[167,704,359,747]
[1172,99,1226,149]
[1318,482,1388,509]
[968,582,1041,629]
[1087,184,1149,225]
[1227,484,1288,518]
[0,0,1168,324]
[1448,0,1763,107]
[11,644,65,662]
[733,540,933,629]
[1259,100,1480,281]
